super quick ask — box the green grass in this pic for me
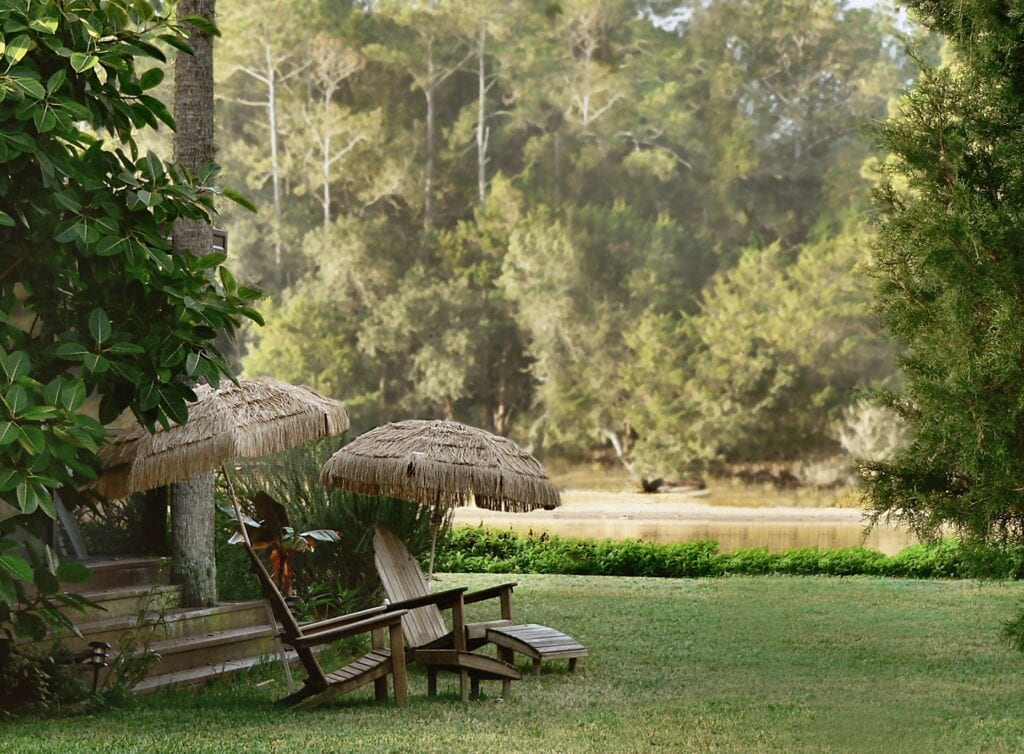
[6,573,1024,752]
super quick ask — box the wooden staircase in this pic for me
[63,557,286,694]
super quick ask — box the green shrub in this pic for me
[0,644,88,717]
[214,503,259,602]
[437,527,1024,580]
[228,439,440,608]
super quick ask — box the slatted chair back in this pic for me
[243,539,328,686]
[374,524,449,648]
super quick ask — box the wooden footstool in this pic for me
[485,623,588,675]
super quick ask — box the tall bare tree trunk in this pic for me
[424,32,435,228]
[171,0,217,608]
[265,42,284,284]
[476,26,488,207]
[322,130,331,227]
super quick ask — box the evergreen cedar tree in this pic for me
[866,0,1024,543]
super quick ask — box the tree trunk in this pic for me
[476,26,488,207]
[266,42,284,285]
[323,131,331,227]
[171,0,218,608]
[171,474,217,606]
[424,33,435,228]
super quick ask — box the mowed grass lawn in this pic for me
[6,573,1024,753]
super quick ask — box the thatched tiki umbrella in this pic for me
[94,377,350,550]
[319,419,560,583]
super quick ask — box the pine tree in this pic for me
[866,1,1024,542]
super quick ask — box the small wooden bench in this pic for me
[485,623,588,675]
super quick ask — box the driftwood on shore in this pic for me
[639,477,707,494]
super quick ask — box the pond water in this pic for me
[454,516,916,555]
[453,497,918,555]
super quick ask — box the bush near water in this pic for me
[436,527,1024,580]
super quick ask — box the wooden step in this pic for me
[67,557,171,592]
[133,651,300,694]
[74,584,181,622]
[64,601,270,653]
[141,624,280,676]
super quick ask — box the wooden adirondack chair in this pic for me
[372,524,522,700]
[242,535,410,711]
[374,524,587,697]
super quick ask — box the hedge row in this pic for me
[435,527,1024,580]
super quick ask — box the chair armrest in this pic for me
[463,582,517,605]
[298,605,386,634]
[291,610,408,648]
[384,587,467,612]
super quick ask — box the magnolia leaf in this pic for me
[29,17,58,34]
[2,350,30,381]
[45,544,58,575]
[5,384,28,415]
[0,554,32,582]
[55,341,90,361]
[5,35,32,65]
[0,467,21,490]
[139,67,164,90]
[18,426,46,456]
[222,188,257,213]
[70,52,99,73]
[88,307,111,345]
[180,15,221,37]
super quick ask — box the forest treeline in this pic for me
[205,0,938,477]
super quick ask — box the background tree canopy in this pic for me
[211,0,938,475]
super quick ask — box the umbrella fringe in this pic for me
[94,378,349,499]
[125,414,348,493]
[320,420,561,512]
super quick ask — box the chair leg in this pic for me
[428,668,438,697]
[459,670,469,702]
[470,675,480,699]
[502,679,512,698]
[569,658,578,673]
[374,676,388,702]
[388,622,408,707]
[532,658,542,676]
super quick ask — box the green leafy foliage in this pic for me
[0,0,260,644]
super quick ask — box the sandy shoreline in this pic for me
[453,488,870,527]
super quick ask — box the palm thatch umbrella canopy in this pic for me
[319,419,560,581]
[95,377,350,502]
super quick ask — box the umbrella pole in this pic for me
[426,504,443,589]
[427,523,437,590]
[220,465,295,692]
[220,465,253,549]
